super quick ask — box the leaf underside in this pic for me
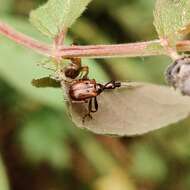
[68,82,190,136]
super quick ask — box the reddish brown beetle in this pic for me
[36,56,121,122]
[69,79,121,122]
[64,57,89,79]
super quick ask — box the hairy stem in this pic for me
[160,38,181,60]
[0,21,190,59]
[56,41,165,58]
[54,27,68,46]
[0,22,51,56]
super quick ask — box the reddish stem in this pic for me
[0,21,190,59]
[56,41,164,58]
[0,22,51,56]
[54,27,68,46]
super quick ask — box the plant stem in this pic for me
[0,22,51,56]
[160,38,181,60]
[0,21,190,59]
[56,41,164,58]
[54,27,68,46]
[53,27,68,62]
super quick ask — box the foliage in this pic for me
[30,0,93,37]
[1,0,190,190]
[0,156,9,190]
[70,82,190,136]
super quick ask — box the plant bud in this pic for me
[165,56,190,96]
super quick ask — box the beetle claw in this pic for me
[82,113,93,124]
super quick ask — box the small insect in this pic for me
[69,79,121,122]
[166,56,190,95]
[64,57,89,79]
[34,56,121,122]
[32,77,61,88]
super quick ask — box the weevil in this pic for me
[64,43,89,79]
[34,56,121,122]
[64,57,89,79]
[69,79,121,122]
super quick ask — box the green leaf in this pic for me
[0,34,64,109]
[19,110,71,169]
[154,0,190,44]
[94,168,135,190]
[30,0,93,38]
[130,144,168,182]
[0,156,10,190]
[0,0,14,13]
[69,82,190,136]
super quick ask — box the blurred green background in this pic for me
[0,0,190,190]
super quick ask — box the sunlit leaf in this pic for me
[130,144,168,182]
[30,0,93,38]
[0,34,64,109]
[154,0,190,44]
[94,168,135,190]
[0,0,14,13]
[0,155,10,190]
[68,82,190,136]
[19,110,71,169]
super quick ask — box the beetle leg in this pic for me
[82,98,93,123]
[82,97,99,123]
[88,98,92,112]
[91,97,98,113]
[79,66,89,79]
[88,97,98,113]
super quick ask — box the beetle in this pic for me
[36,56,121,122]
[69,79,121,122]
[64,57,89,79]
[64,43,89,79]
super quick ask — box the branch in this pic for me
[0,21,190,59]
[0,22,51,56]
[56,40,165,58]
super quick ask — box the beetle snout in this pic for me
[104,81,121,89]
